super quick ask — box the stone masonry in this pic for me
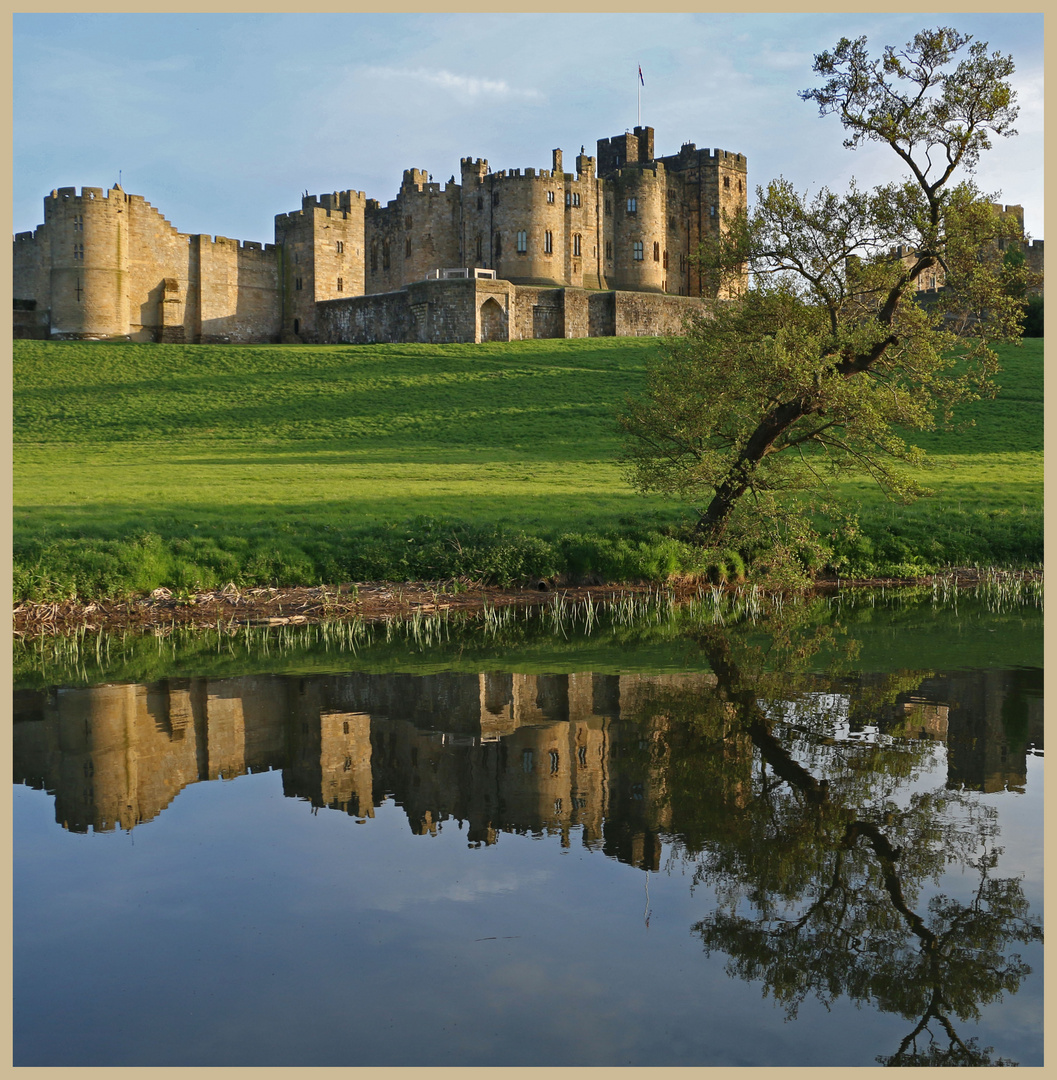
[12,125,745,344]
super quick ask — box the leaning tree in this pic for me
[620,28,1030,571]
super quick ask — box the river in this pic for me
[12,587,1044,1066]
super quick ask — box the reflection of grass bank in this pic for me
[11,584,1043,690]
[13,337,1042,599]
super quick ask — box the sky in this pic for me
[12,12,1045,246]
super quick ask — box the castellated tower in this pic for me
[274,190,366,341]
[598,128,748,299]
[656,142,749,299]
[45,186,130,338]
[364,169,462,296]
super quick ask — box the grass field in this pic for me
[12,335,1043,599]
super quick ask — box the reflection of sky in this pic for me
[13,755,1044,1068]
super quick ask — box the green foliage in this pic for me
[1021,294,1043,337]
[621,26,1031,577]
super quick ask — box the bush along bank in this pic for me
[11,508,1043,604]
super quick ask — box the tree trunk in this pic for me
[692,394,815,542]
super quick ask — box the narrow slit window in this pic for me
[544,230,552,254]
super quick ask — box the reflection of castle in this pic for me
[12,668,1043,868]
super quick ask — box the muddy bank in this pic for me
[13,568,1031,639]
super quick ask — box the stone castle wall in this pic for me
[13,125,747,343]
[316,277,709,345]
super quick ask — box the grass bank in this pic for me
[13,336,1042,600]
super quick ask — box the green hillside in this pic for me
[13,336,1042,599]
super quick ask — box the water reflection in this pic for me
[677,625,1042,1066]
[12,665,1042,847]
[13,610,1043,1066]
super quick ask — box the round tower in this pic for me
[492,168,566,286]
[46,185,130,338]
[607,164,667,293]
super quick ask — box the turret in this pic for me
[45,185,130,339]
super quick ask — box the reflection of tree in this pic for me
[625,609,1042,1066]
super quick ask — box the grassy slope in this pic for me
[13,336,1042,598]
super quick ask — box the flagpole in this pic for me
[637,68,641,128]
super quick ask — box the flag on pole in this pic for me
[639,65,645,86]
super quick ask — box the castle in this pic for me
[12,125,749,345]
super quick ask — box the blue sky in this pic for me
[13,12,1044,244]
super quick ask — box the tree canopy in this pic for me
[619,27,1032,577]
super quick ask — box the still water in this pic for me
[12,590,1044,1066]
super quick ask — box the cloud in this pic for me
[362,65,544,102]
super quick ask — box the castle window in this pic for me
[605,241,612,261]
[336,277,343,292]
[522,749,534,773]
[653,241,660,262]
[626,197,637,214]
[633,241,644,261]
[370,242,378,271]
[549,750,559,774]
[547,191,555,204]
[710,205,717,217]
[738,179,743,193]
[494,232,502,258]
[295,276,302,290]
[544,230,552,254]
[293,318,300,335]
[73,243,84,260]
[383,241,390,270]
[663,249,669,269]
[724,176,730,189]
[565,191,581,208]
[336,240,344,253]
[405,236,412,257]
[73,214,83,232]
[475,233,483,260]
[343,721,349,735]
[573,234,582,257]
[516,230,527,253]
